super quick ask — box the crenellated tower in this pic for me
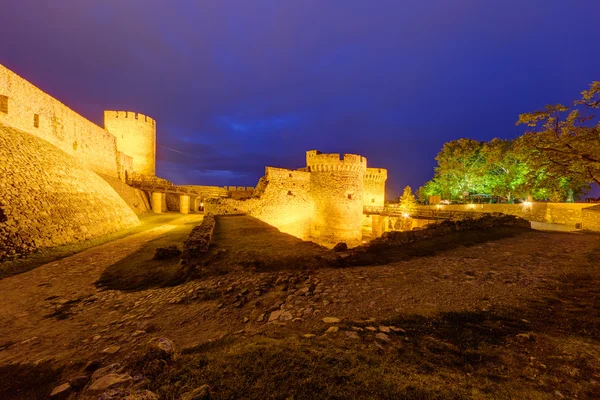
[364,167,388,207]
[104,111,156,176]
[306,150,367,246]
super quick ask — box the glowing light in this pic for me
[436,204,441,209]
[402,212,410,219]
[522,201,532,208]
[468,203,475,209]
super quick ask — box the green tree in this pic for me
[399,186,418,213]
[516,81,600,187]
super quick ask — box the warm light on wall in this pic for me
[402,212,410,218]
[522,201,532,208]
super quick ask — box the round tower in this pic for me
[306,150,367,246]
[104,110,156,176]
[364,168,388,207]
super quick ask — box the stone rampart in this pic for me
[0,124,140,260]
[0,64,124,178]
[417,203,599,227]
[205,167,314,240]
[582,205,600,231]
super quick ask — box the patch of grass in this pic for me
[0,213,184,279]
[345,226,531,266]
[190,215,333,276]
[95,216,202,291]
[0,361,63,400]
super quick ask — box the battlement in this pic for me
[364,168,388,182]
[306,150,367,172]
[104,110,155,127]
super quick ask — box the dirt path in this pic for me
[0,214,202,364]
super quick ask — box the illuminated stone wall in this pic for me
[417,203,599,226]
[206,167,314,240]
[0,124,140,260]
[0,64,133,178]
[582,205,600,231]
[206,151,387,247]
[104,111,156,175]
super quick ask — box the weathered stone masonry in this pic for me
[206,151,388,247]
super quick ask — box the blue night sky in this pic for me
[2,0,599,198]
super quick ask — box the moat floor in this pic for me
[1,216,599,399]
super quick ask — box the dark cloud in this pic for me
[2,0,600,197]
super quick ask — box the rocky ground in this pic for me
[0,216,599,399]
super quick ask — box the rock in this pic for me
[365,326,377,332]
[344,331,359,339]
[257,313,265,322]
[85,359,102,372]
[333,242,348,252]
[378,326,391,333]
[375,333,390,342]
[153,245,181,260]
[180,384,211,400]
[92,364,122,381]
[147,337,177,359]
[70,375,90,390]
[279,311,293,321]
[86,373,133,396]
[268,310,283,322]
[303,334,316,338]
[325,326,339,334]
[102,345,121,354]
[516,333,535,342]
[389,326,405,333]
[49,383,72,399]
[322,317,341,324]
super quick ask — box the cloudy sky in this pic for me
[2,0,599,197]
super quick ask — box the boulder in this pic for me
[153,245,182,260]
[49,383,72,399]
[86,373,133,396]
[147,337,177,359]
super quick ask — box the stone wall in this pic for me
[582,205,600,231]
[0,64,124,178]
[417,203,598,226]
[0,124,140,260]
[205,167,314,240]
[99,174,151,216]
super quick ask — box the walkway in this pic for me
[0,214,203,363]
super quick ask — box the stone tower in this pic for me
[364,168,388,207]
[306,150,367,246]
[104,111,156,176]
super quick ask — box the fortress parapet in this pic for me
[364,168,388,182]
[306,150,367,172]
[104,110,156,176]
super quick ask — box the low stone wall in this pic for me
[180,213,216,265]
[367,214,531,249]
[417,203,599,227]
[582,205,600,231]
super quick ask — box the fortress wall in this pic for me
[206,167,314,240]
[416,203,598,226]
[0,124,140,260]
[98,173,151,216]
[0,64,120,177]
[104,111,156,175]
[582,205,600,231]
